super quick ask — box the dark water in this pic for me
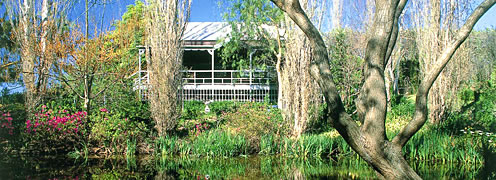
[0,154,491,179]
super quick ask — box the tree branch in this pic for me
[393,0,496,147]
[384,0,407,65]
[270,0,362,156]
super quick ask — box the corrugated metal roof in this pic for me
[183,22,231,41]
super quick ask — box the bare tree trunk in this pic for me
[331,0,342,29]
[7,0,69,116]
[20,0,37,115]
[270,0,495,178]
[411,0,474,123]
[276,54,284,109]
[280,0,323,138]
[146,0,191,137]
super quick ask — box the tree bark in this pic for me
[393,0,496,147]
[270,0,495,179]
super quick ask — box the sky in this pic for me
[44,0,496,34]
[67,0,224,35]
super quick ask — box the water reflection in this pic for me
[0,154,488,179]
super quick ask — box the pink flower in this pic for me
[100,108,108,113]
[42,105,47,109]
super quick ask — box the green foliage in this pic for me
[102,81,151,123]
[180,101,205,120]
[397,30,421,94]
[208,101,237,115]
[221,102,289,149]
[155,136,179,156]
[89,108,148,154]
[1,88,23,104]
[190,129,249,157]
[260,134,338,159]
[23,104,88,153]
[154,130,250,158]
[326,29,363,113]
[106,0,146,68]
[306,103,332,133]
[388,95,415,122]
[403,130,495,164]
[440,68,496,134]
[220,0,284,70]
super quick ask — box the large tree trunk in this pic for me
[276,54,283,109]
[270,0,495,179]
[331,0,342,29]
[8,0,66,116]
[279,0,324,137]
[146,0,191,136]
[19,0,37,116]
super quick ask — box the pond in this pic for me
[0,154,489,179]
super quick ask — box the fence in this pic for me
[131,70,278,102]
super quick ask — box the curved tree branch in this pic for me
[384,0,407,65]
[270,0,362,158]
[393,0,496,147]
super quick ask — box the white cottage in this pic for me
[132,22,278,102]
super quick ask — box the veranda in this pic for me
[129,22,278,103]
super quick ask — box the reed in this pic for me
[191,130,249,157]
[126,138,137,158]
[403,130,486,164]
[155,136,178,157]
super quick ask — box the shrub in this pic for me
[102,83,151,123]
[386,95,416,134]
[1,102,27,137]
[0,111,14,139]
[89,108,148,154]
[24,104,88,152]
[181,101,205,120]
[220,102,290,150]
[208,101,237,115]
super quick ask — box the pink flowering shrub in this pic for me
[24,104,88,152]
[191,123,210,136]
[0,111,14,140]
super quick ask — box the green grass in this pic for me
[404,130,487,164]
[191,130,249,157]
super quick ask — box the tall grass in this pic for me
[260,134,348,159]
[155,136,178,157]
[126,138,137,158]
[191,130,249,157]
[154,130,249,158]
[404,131,485,164]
